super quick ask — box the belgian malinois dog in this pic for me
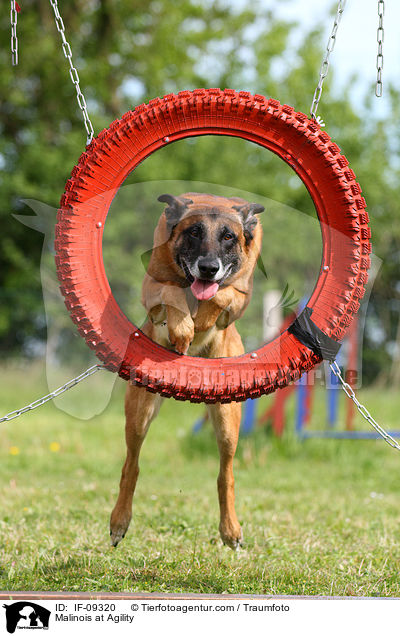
[110,192,264,549]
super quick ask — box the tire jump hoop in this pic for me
[55,88,371,404]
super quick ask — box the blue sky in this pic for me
[274,0,400,117]
[121,1,399,119]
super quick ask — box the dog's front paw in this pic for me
[169,325,194,355]
[148,304,167,325]
[168,315,194,355]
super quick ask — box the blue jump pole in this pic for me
[241,398,257,435]
[296,373,308,436]
[327,348,343,428]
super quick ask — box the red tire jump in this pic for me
[55,88,371,403]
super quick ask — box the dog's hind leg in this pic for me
[110,385,162,547]
[208,401,243,550]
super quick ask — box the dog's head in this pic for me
[150,192,264,300]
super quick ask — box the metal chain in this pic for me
[0,365,105,424]
[376,0,384,97]
[10,0,18,66]
[48,0,95,145]
[330,361,400,452]
[310,0,347,122]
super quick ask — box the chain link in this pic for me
[48,0,95,145]
[10,0,18,66]
[0,365,105,424]
[310,0,347,121]
[2,358,396,450]
[330,361,400,451]
[376,0,384,97]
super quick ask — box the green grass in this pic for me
[1,363,400,596]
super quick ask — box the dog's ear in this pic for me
[158,194,193,232]
[233,202,265,244]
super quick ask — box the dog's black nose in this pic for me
[198,257,220,279]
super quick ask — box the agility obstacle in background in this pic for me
[258,315,360,439]
[226,316,358,438]
[239,312,400,442]
[55,89,370,404]
[192,310,359,437]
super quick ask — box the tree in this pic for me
[1,1,399,386]
[0,0,261,354]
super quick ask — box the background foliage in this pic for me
[1,0,399,384]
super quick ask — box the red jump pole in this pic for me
[345,315,359,431]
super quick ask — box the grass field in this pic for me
[1,363,400,596]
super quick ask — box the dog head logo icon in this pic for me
[3,602,50,633]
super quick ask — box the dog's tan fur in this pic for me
[110,193,262,549]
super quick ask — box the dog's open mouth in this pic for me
[180,258,220,300]
[190,278,219,301]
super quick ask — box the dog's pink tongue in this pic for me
[191,278,219,300]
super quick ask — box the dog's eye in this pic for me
[224,233,234,241]
[189,228,200,238]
